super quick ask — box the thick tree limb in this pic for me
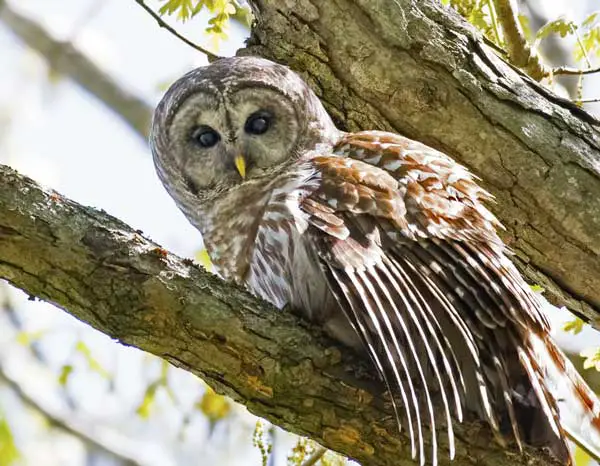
[0,165,562,465]
[245,0,600,326]
[0,2,152,139]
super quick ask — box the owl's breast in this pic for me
[243,168,322,310]
[243,176,362,351]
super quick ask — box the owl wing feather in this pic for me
[300,131,573,465]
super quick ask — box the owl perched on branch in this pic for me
[151,56,600,465]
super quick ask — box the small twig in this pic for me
[132,0,221,62]
[301,446,327,466]
[486,0,503,48]
[553,65,600,76]
[578,98,600,104]
[491,0,548,80]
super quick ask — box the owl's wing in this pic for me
[301,131,571,465]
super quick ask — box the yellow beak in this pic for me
[234,154,246,179]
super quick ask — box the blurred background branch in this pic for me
[0,365,144,466]
[0,2,152,139]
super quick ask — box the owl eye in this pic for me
[244,111,272,135]
[191,126,221,148]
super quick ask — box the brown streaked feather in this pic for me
[153,58,600,466]
[298,130,576,464]
[326,263,420,459]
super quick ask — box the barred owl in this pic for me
[151,56,600,465]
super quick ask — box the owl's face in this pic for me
[151,57,340,203]
[168,85,301,194]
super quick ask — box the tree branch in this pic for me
[3,1,600,324]
[0,2,152,139]
[0,363,143,466]
[131,0,221,61]
[0,164,561,465]
[554,65,600,77]
[491,0,548,80]
[245,0,600,324]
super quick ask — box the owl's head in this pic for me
[151,57,339,202]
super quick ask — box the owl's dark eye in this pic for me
[244,111,272,135]
[191,126,221,148]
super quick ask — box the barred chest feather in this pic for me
[201,161,340,323]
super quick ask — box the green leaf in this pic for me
[136,381,160,418]
[159,0,197,22]
[563,317,585,335]
[530,284,544,293]
[158,0,185,17]
[136,362,176,418]
[75,340,111,380]
[15,330,45,346]
[582,11,599,28]
[196,248,213,271]
[0,414,20,466]
[577,27,600,60]
[443,0,500,45]
[536,17,578,40]
[581,347,600,371]
[196,387,231,423]
[58,364,74,386]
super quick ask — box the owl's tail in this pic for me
[529,332,600,463]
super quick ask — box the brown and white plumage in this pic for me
[151,56,600,465]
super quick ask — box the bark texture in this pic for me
[245,0,600,324]
[0,164,561,466]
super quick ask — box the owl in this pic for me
[151,56,600,465]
